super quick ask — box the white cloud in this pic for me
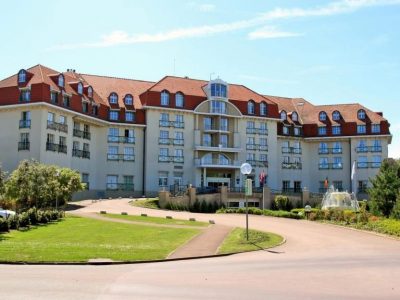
[199,4,216,12]
[248,26,303,40]
[49,0,400,50]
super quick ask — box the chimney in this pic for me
[376,112,383,116]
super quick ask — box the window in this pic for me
[292,112,298,122]
[204,117,212,130]
[372,140,382,152]
[158,171,168,186]
[161,90,170,106]
[47,112,55,123]
[319,111,327,121]
[259,138,267,150]
[159,148,169,162]
[319,157,329,169]
[160,130,169,144]
[260,122,268,135]
[294,181,302,193]
[282,181,290,192]
[358,156,368,168]
[123,176,134,190]
[109,110,119,121]
[220,118,228,131]
[260,102,267,116]
[220,134,228,147]
[203,134,211,146]
[174,132,184,145]
[77,82,83,95]
[332,142,342,154]
[58,74,64,87]
[260,154,268,162]
[371,124,380,133]
[210,83,227,98]
[333,181,343,191]
[19,89,30,102]
[294,127,300,136]
[63,95,70,107]
[175,92,184,107]
[82,102,89,113]
[124,94,133,106]
[125,111,135,122]
[124,147,135,161]
[174,149,184,161]
[88,86,93,98]
[92,105,98,116]
[358,109,366,120]
[47,133,54,144]
[247,121,255,129]
[20,111,31,128]
[73,141,80,152]
[283,125,289,135]
[124,129,135,143]
[280,111,287,121]
[372,155,381,168]
[82,173,89,190]
[357,125,366,134]
[109,93,118,104]
[108,146,118,160]
[247,152,256,162]
[318,126,327,135]
[247,137,255,147]
[247,101,255,115]
[175,115,184,128]
[332,125,341,135]
[332,111,341,121]
[18,70,26,83]
[358,180,368,193]
[50,92,58,104]
[210,100,227,114]
[319,142,328,154]
[107,175,118,190]
[59,115,66,124]
[333,157,343,169]
[19,132,30,151]
[357,140,367,152]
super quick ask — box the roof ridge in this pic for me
[80,73,155,84]
[38,64,44,82]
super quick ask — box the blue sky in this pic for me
[1,0,399,157]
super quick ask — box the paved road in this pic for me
[1,199,400,300]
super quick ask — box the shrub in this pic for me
[0,217,10,232]
[18,212,30,228]
[390,197,400,220]
[8,214,20,230]
[27,207,38,225]
[274,195,290,211]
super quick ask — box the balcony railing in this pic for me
[158,138,184,145]
[318,148,343,154]
[107,154,135,161]
[158,156,184,163]
[72,149,90,159]
[281,188,302,194]
[195,143,241,152]
[281,162,302,170]
[356,146,382,153]
[107,136,135,144]
[204,125,229,132]
[358,187,368,193]
[246,160,269,168]
[246,128,268,135]
[357,162,381,169]
[194,158,241,168]
[47,120,68,133]
[159,120,184,128]
[73,129,91,140]
[18,141,30,151]
[282,147,302,154]
[318,163,343,170]
[106,183,135,191]
[46,142,67,154]
[246,144,268,151]
[19,119,31,129]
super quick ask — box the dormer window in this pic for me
[260,102,267,116]
[332,110,341,121]
[210,83,227,98]
[124,94,133,106]
[58,74,64,88]
[358,109,366,120]
[18,70,26,83]
[77,82,83,95]
[161,90,170,106]
[292,112,298,122]
[280,110,287,121]
[109,92,118,104]
[247,100,255,115]
[87,86,93,98]
[175,92,184,107]
[319,111,327,121]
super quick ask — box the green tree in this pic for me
[368,159,400,217]
[0,164,5,196]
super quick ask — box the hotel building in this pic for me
[0,65,392,199]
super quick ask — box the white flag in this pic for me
[351,160,356,180]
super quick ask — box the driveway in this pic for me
[1,199,399,300]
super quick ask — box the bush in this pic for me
[390,197,400,220]
[18,212,30,228]
[216,208,302,219]
[0,217,10,232]
[274,195,290,211]
[27,207,38,225]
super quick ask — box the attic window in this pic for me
[292,112,298,122]
[319,111,327,121]
[332,111,341,121]
[18,70,27,83]
[109,92,118,104]
[58,74,64,87]
[247,100,255,115]
[124,94,133,106]
[260,102,267,116]
[280,111,287,121]
[210,83,227,98]
[161,90,170,106]
[88,86,93,98]
[77,82,83,95]
[358,109,366,120]
[175,92,184,107]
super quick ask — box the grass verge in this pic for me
[218,228,284,254]
[100,213,209,227]
[130,198,159,209]
[0,215,200,262]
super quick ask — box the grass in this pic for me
[130,198,159,209]
[0,215,200,262]
[100,213,209,227]
[218,228,284,254]
[327,218,400,237]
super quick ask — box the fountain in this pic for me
[321,186,359,211]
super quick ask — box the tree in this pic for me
[368,159,400,217]
[0,164,5,196]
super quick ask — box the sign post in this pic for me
[240,163,252,241]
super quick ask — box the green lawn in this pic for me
[130,198,159,209]
[0,216,200,262]
[218,228,284,254]
[101,213,209,227]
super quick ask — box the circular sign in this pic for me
[240,163,252,175]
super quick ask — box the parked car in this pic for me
[0,209,16,219]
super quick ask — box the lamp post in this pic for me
[240,163,252,241]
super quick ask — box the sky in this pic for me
[0,0,399,157]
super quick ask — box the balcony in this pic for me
[203,125,229,132]
[158,138,184,145]
[246,144,268,151]
[281,187,302,194]
[282,162,302,170]
[159,120,184,128]
[194,143,241,153]
[158,156,184,163]
[106,183,135,191]
[73,129,91,140]
[72,149,90,159]
[19,119,31,129]
[318,148,343,154]
[282,147,302,154]
[46,142,67,154]
[356,146,382,153]
[47,120,68,133]
[107,154,135,161]
[246,128,268,135]
[18,141,30,151]
[246,160,268,168]
[107,136,135,144]
[194,158,241,169]
[318,163,343,170]
[357,162,381,169]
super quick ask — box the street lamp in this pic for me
[240,163,252,241]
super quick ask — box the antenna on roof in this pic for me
[209,72,215,81]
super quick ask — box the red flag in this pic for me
[324,177,328,188]
[259,170,266,184]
